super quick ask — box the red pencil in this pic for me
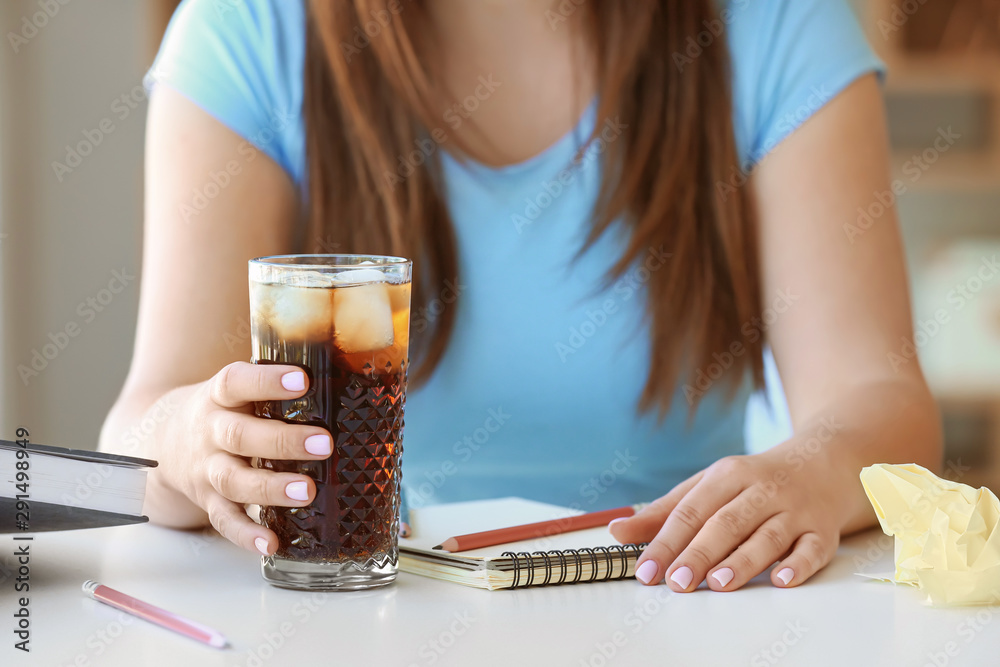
[82,580,229,649]
[432,504,645,553]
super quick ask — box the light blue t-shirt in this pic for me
[149,0,882,510]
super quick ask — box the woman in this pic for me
[101,0,942,593]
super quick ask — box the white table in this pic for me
[3,523,999,666]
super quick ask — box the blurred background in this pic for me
[1,0,998,489]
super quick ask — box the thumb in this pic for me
[608,471,704,544]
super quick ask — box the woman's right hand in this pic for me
[160,361,333,555]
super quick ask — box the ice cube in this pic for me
[331,266,387,286]
[284,270,336,289]
[331,282,394,353]
[267,274,334,341]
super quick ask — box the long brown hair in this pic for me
[304,0,764,414]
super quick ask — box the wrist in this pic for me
[809,432,876,533]
[767,428,872,533]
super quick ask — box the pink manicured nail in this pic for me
[255,537,270,555]
[304,434,332,456]
[634,560,659,585]
[281,371,306,392]
[285,481,309,501]
[712,567,735,588]
[670,566,694,590]
[776,567,794,586]
[608,517,627,540]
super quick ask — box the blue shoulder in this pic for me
[725,0,885,167]
[146,0,307,186]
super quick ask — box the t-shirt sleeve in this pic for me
[727,0,885,168]
[145,0,306,186]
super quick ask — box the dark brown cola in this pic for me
[251,279,410,567]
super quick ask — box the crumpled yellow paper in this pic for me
[860,463,1000,606]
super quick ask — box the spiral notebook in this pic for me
[399,497,646,590]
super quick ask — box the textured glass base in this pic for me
[261,555,397,591]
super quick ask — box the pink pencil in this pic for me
[82,580,229,649]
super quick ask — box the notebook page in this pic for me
[402,497,625,561]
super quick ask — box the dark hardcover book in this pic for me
[0,498,149,533]
[0,439,157,533]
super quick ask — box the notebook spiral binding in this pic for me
[501,542,649,589]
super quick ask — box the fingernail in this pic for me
[400,521,411,538]
[712,567,735,588]
[255,537,270,555]
[304,434,332,456]
[607,517,627,541]
[776,567,794,586]
[285,481,309,501]
[670,566,694,590]
[634,560,658,585]
[281,371,306,392]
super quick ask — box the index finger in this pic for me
[632,473,743,587]
[210,361,309,408]
[609,471,704,545]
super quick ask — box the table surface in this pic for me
[3,523,999,667]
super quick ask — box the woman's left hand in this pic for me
[609,440,859,592]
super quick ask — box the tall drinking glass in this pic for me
[249,254,411,590]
